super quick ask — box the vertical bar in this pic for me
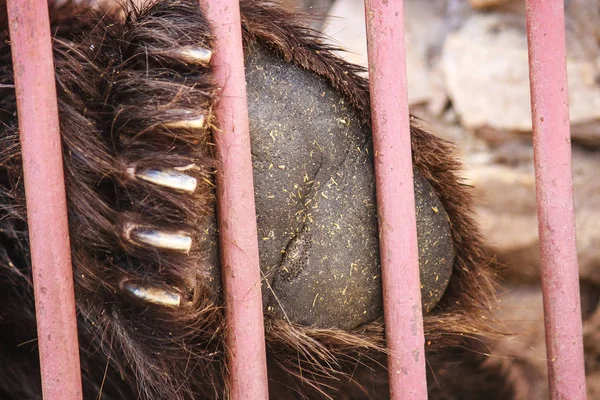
[364,1,428,399]
[525,1,587,399]
[6,1,83,400]
[198,1,270,398]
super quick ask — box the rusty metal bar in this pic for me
[364,0,428,398]
[6,1,83,399]
[198,0,270,398]
[525,1,587,399]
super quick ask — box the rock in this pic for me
[465,142,600,285]
[584,295,600,399]
[490,280,600,400]
[493,280,600,400]
[441,12,600,145]
[441,14,531,131]
[493,286,549,400]
[573,120,600,147]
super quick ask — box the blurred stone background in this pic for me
[281,0,600,398]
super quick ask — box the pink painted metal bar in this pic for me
[198,1,270,398]
[525,1,587,399]
[6,1,83,399]
[364,1,428,398]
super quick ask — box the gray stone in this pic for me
[466,143,600,285]
[441,11,600,144]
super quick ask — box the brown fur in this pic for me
[0,1,515,399]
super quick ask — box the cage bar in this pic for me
[6,1,83,399]
[525,1,587,399]
[198,0,270,398]
[364,0,428,398]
